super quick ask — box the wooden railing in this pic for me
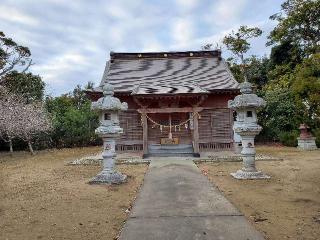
[199,142,232,151]
[116,144,143,152]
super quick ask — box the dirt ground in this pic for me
[198,146,320,240]
[0,147,148,240]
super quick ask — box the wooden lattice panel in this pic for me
[199,108,233,143]
[118,110,143,144]
[199,142,232,151]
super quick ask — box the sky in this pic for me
[0,0,282,96]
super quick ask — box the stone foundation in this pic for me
[89,171,127,184]
[230,169,271,180]
[297,137,317,151]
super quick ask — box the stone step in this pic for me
[149,153,195,157]
[149,144,193,151]
[148,144,194,157]
[149,149,193,154]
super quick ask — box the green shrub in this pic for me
[312,129,320,148]
[279,131,299,147]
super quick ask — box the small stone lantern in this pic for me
[228,81,270,179]
[89,83,128,184]
[297,124,317,150]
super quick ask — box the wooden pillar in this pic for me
[193,110,200,157]
[142,112,148,158]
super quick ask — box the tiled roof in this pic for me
[95,50,239,95]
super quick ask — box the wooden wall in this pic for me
[198,108,233,151]
[116,110,143,151]
[115,93,235,151]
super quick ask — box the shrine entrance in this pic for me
[133,94,207,158]
[145,111,195,157]
[147,112,192,145]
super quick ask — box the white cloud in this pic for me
[32,51,89,86]
[169,28,226,51]
[169,19,273,55]
[0,5,39,26]
[105,3,132,20]
[0,0,278,95]
[208,0,249,27]
[171,18,194,49]
[175,0,198,11]
[141,36,165,52]
[107,25,126,44]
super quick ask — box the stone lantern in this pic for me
[228,81,270,179]
[89,83,128,184]
[297,124,317,150]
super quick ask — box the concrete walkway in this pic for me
[119,158,265,240]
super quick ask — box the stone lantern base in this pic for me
[89,171,127,185]
[88,139,127,185]
[231,169,270,180]
[231,134,270,180]
[297,137,317,151]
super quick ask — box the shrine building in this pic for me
[86,50,239,157]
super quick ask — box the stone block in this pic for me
[297,137,317,151]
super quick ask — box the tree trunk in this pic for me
[240,54,248,82]
[28,140,34,155]
[9,139,13,156]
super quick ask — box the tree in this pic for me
[72,85,89,109]
[0,32,49,153]
[0,85,51,154]
[269,40,302,68]
[245,56,270,89]
[84,81,94,90]
[291,53,320,126]
[45,85,99,148]
[17,102,52,154]
[0,87,22,154]
[223,25,262,81]
[226,55,270,88]
[268,0,320,54]
[201,44,213,50]
[226,57,245,82]
[258,86,300,141]
[0,31,32,83]
[2,71,45,103]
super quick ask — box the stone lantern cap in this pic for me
[91,83,128,112]
[299,123,310,131]
[228,82,266,110]
[299,123,313,139]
